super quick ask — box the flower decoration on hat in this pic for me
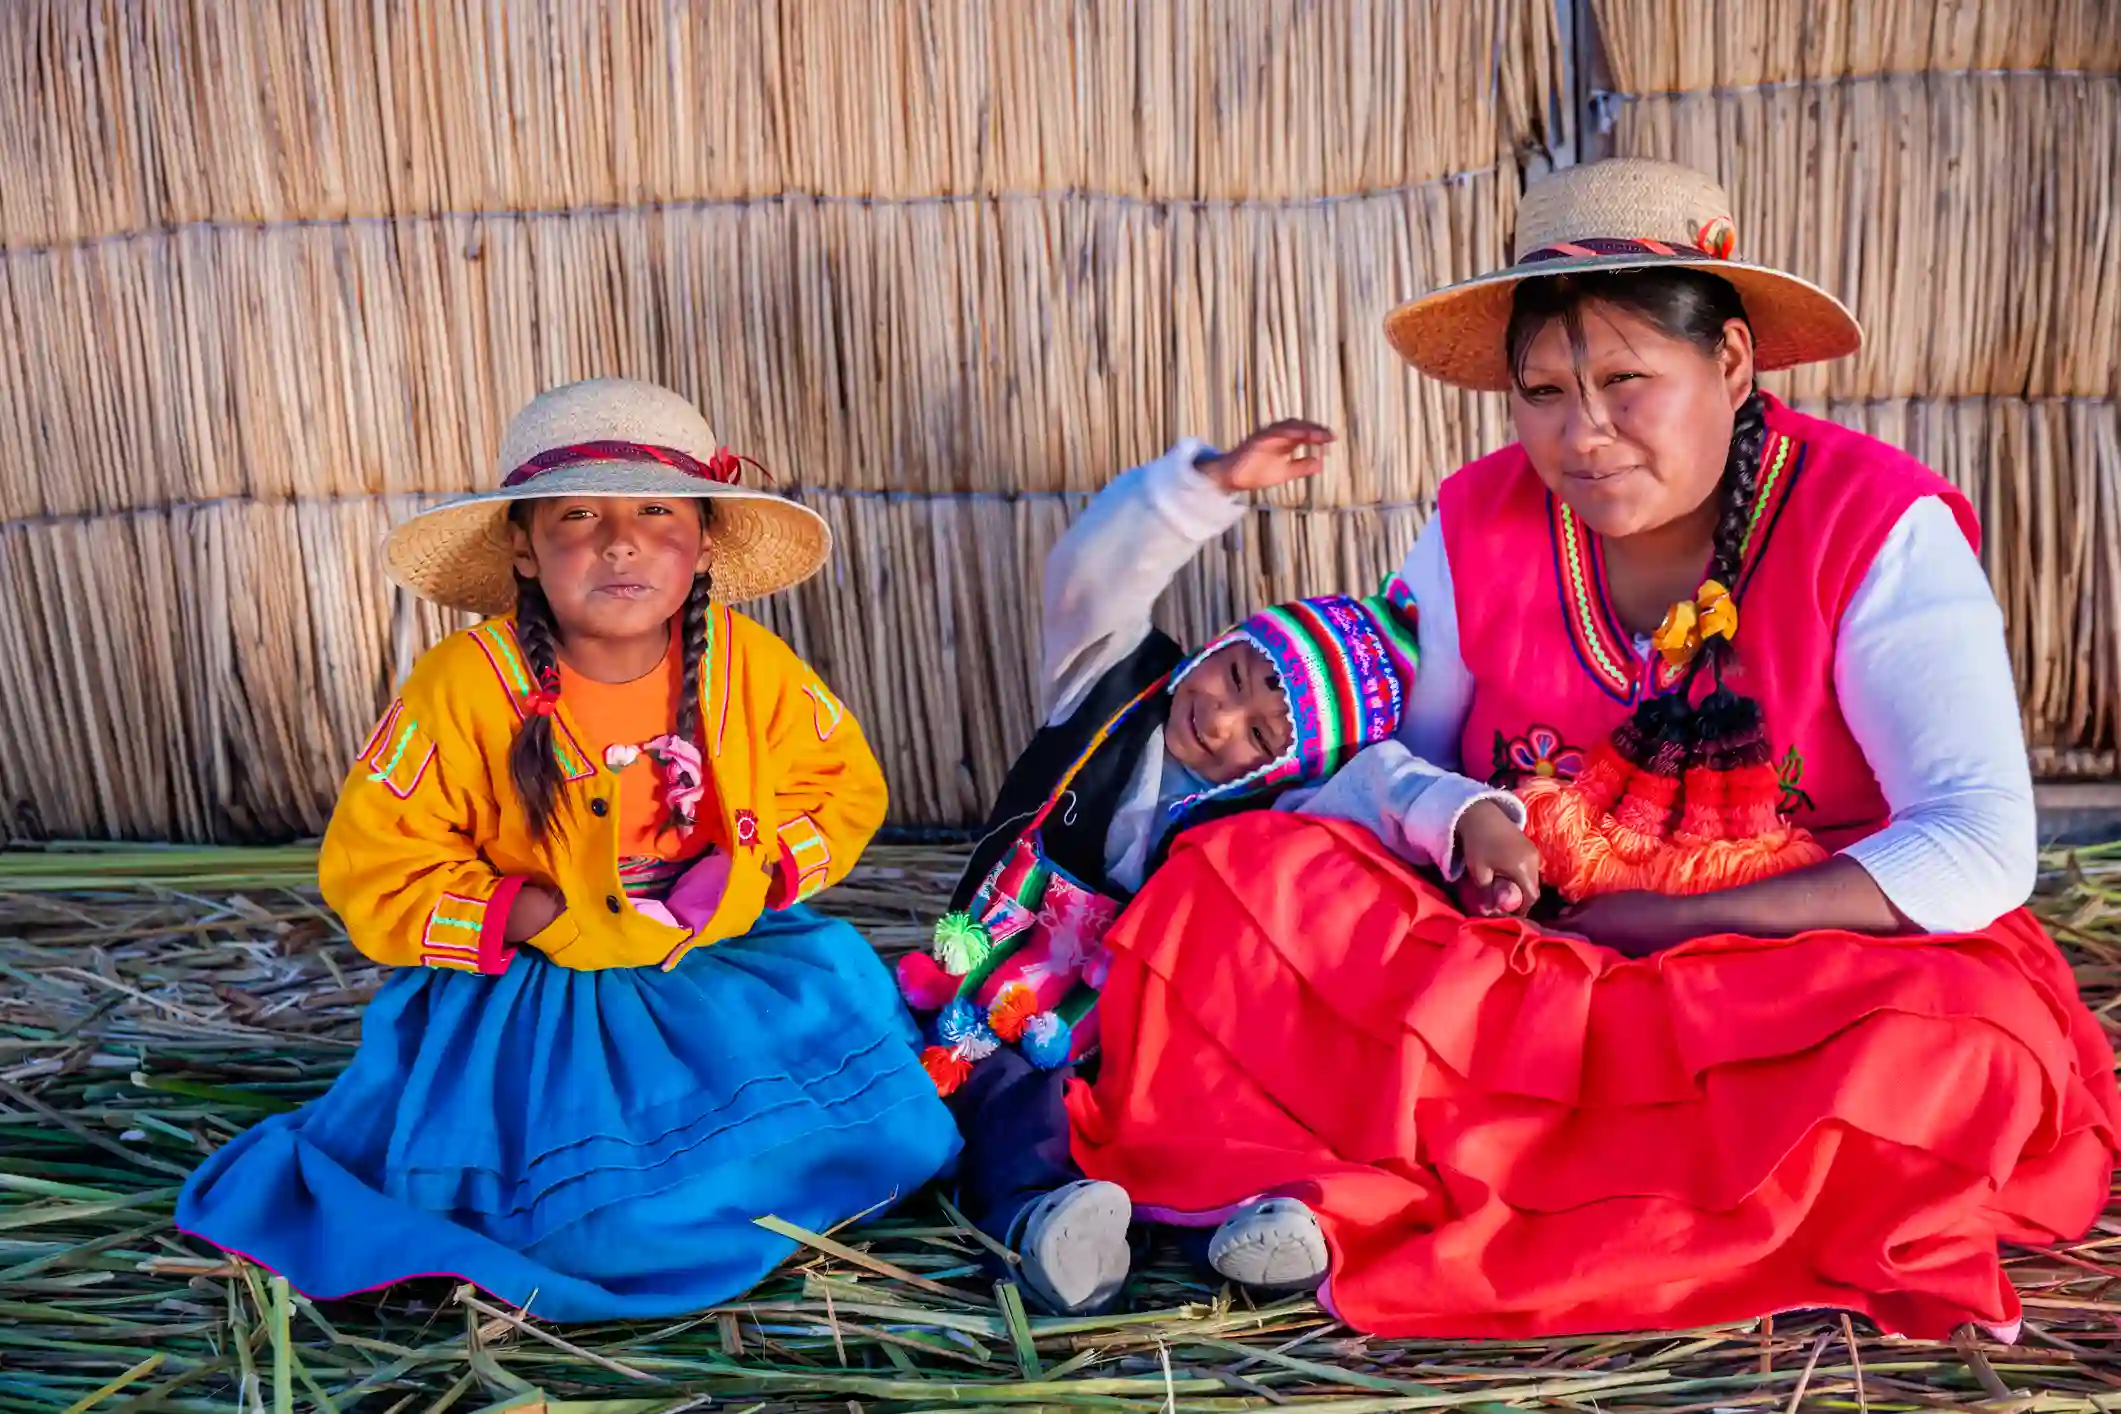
[1695,215,1737,261]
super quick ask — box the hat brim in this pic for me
[383,461,833,616]
[1384,253,1862,392]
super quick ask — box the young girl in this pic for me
[176,378,961,1321]
[905,420,1536,1316]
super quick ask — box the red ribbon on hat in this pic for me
[502,440,772,489]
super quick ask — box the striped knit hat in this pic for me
[1169,576,1421,814]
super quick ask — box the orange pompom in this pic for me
[920,1045,973,1096]
[987,982,1040,1042]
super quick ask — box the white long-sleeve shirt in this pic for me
[1393,497,2037,933]
[1040,440,1518,891]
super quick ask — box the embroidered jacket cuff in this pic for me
[420,877,522,975]
[766,813,833,909]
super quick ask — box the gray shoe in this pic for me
[1207,1197,1329,1292]
[1013,1180,1133,1315]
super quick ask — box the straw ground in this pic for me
[2,840,2119,1412]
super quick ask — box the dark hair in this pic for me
[1505,268,1768,684]
[506,501,717,840]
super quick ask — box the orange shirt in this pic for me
[558,635,725,862]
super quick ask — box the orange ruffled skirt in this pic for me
[1068,813,2121,1339]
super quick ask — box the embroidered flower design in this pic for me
[734,808,760,849]
[604,743,641,771]
[644,734,705,835]
[1506,725,1585,781]
[1776,744,1814,816]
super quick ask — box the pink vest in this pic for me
[1441,396,1979,852]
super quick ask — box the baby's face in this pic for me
[1167,642,1292,785]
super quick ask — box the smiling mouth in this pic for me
[594,583,655,599]
[1187,706,1210,756]
[1567,465,1638,484]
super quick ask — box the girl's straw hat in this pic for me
[1384,158,1861,391]
[384,378,831,617]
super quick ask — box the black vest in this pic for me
[951,633,1186,910]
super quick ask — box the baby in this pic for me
[902,422,1530,1313]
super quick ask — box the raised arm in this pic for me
[1043,421,1331,723]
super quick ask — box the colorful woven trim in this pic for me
[501,439,763,489]
[358,699,436,800]
[618,855,687,898]
[1169,576,1421,812]
[470,621,597,782]
[1550,431,1801,704]
[1518,236,1717,264]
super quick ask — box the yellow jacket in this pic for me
[320,607,885,973]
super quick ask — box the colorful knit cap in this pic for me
[1168,575,1420,814]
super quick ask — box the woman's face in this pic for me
[1509,299,1755,540]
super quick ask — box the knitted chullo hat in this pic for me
[1168,576,1421,816]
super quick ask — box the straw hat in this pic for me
[384,378,831,616]
[1384,159,1861,391]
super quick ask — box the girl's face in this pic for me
[1509,300,1754,540]
[512,497,713,642]
[1167,641,1292,784]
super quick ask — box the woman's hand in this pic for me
[1199,419,1334,493]
[1454,799,1541,917]
[1554,890,1701,957]
[504,882,565,943]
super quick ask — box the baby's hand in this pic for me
[1454,800,1541,918]
[1199,419,1334,493]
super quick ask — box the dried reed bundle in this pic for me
[1613,74,2121,400]
[1793,397,2121,763]
[0,491,1448,841]
[0,0,1552,248]
[1593,0,2121,95]
[0,183,1517,520]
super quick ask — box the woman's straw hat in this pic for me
[384,378,831,617]
[1384,158,1861,391]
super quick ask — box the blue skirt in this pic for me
[176,906,962,1322]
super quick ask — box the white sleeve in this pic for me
[1041,438,1246,724]
[1286,505,1519,878]
[1396,511,1477,770]
[1835,497,2038,933]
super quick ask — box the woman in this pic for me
[1067,159,2121,1340]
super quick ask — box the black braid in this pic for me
[508,575,568,840]
[675,570,713,748]
[1699,388,1769,683]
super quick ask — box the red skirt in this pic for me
[1068,813,2121,1339]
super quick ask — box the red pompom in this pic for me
[897,951,958,1011]
[920,1044,973,1096]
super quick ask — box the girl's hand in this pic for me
[1198,419,1335,493]
[504,883,565,943]
[1453,799,1541,917]
[1554,891,1698,957]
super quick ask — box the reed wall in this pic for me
[0,0,1554,839]
[0,1,2111,841]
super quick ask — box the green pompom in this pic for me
[931,911,992,976]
